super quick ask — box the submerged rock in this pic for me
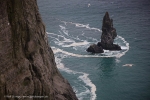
[87,12,121,53]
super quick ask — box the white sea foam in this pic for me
[48,32,129,58]
[61,20,102,32]
[116,36,129,58]
[123,64,134,67]
[62,41,89,47]
[47,32,65,41]
[47,32,55,35]
[58,21,129,58]
[47,20,130,100]
[121,46,128,50]
[78,73,96,100]
[77,87,90,99]
[47,32,76,47]
[55,54,97,100]
[88,3,91,7]
[115,59,121,63]
[59,25,69,36]
[52,47,116,58]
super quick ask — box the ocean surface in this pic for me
[37,0,150,100]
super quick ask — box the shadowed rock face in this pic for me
[86,12,121,53]
[101,12,117,45]
[101,12,121,50]
[0,1,78,100]
[86,44,104,53]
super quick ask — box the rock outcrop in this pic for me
[86,12,121,53]
[0,0,78,100]
[86,44,104,53]
[100,12,121,50]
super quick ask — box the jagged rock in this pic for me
[86,12,121,53]
[86,44,104,53]
[101,12,121,50]
[97,42,121,50]
[0,1,77,100]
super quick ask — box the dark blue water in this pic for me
[37,0,150,100]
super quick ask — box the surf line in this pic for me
[59,20,102,32]
[116,36,129,58]
[52,47,116,58]
[48,34,129,58]
[47,30,129,58]
[55,56,97,100]
[57,20,129,58]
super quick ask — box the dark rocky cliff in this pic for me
[0,0,77,100]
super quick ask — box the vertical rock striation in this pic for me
[0,0,78,100]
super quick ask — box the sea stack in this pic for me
[100,12,121,50]
[86,12,121,53]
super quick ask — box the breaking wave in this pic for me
[47,20,129,58]
[47,20,129,100]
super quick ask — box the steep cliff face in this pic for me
[0,0,77,100]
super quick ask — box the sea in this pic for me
[37,0,150,100]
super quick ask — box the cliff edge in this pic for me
[0,0,78,100]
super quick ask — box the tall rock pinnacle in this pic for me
[87,12,121,53]
[102,12,112,30]
[100,12,121,50]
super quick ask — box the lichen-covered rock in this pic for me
[0,0,77,100]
